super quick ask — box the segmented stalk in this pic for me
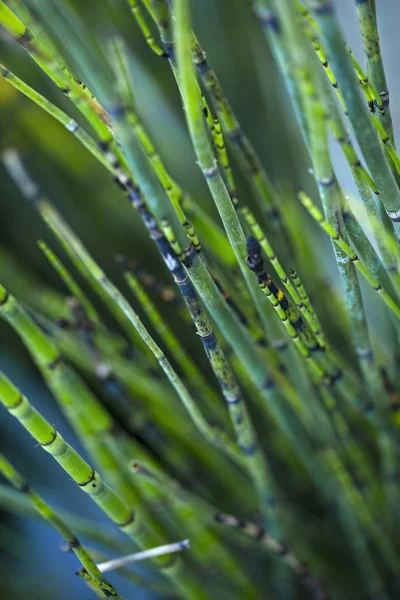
[299,192,400,322]
[308,0,400,241]
[0,2,110,137]
[355,0,394,144]
[110,35,202,255]
[245,236,343,393]
[127,0,167,57]
[246,211,327,348]
[296,3,400,180]
[0,371,209,600]
[215,513,327,599]
[0,453,124,600]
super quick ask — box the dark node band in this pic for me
[117,511,135,528]
[47,356,63,371]
[20,482,31,494]
[10,393,24,410]
[0,292,10,306]
[40,429,58,447]
[78,469,96,487]
[69,536,80,550]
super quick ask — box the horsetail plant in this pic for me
[1,1,400,599]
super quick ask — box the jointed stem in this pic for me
[0,453,124,600]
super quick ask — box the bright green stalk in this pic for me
[0,372,209,600]
[0,278,170,534]
[0,454,124,600]
[127,0,167,57]
[0,372,137,535]
[7,0,60,55]
[355,0,394,145]
[307,0,400,242]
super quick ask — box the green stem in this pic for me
[0,370,209,600]
[0,453,125,600]
[308,0,400,241]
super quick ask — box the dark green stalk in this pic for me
[355,0,394,145]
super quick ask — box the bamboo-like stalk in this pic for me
[306,0,400,242]
[355,0,394,145]
[0,371,210,600]
[299,193,400,324]
[0,453,125,600]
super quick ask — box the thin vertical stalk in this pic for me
[355,0,394,145]
[308,0,400,241]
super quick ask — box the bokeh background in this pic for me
[0,0,398,598]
